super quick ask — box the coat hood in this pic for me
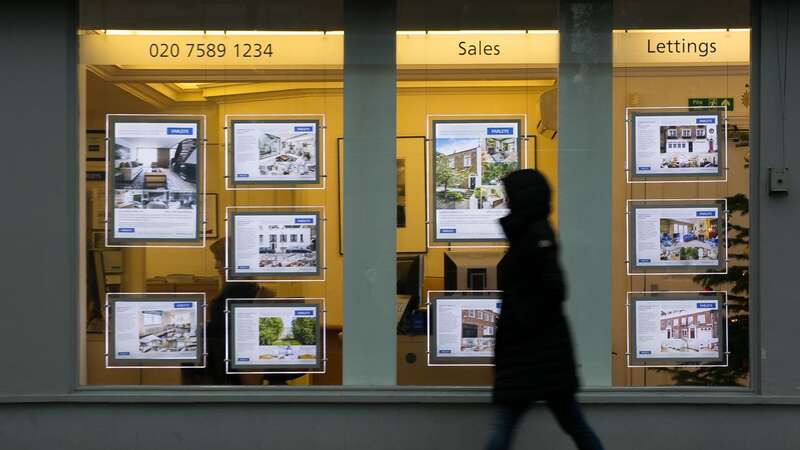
[502,169,552,221]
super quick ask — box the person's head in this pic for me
[210,237,226,278]
[501,169,552,220]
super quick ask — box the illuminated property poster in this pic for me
[628,200,726,274]
[227,299,324,373]
[628,292,726,367]
[230,119,320,185]
[428,294,502,366]
[630,110,725,180]
[228,211,322,280]
[107,115,204,245]
[431,120,521,242]
[106,293,205,368]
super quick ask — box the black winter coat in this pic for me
[182,282,259,385]
[492,169,578,404]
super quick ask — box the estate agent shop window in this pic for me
[80,29,343,386]
[77,2,751,390]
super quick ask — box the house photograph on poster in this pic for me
[257,222,317,270]
[659,124,719,170]
[460,308,498,353]
[435,136,518,211]
[659,306,719,354]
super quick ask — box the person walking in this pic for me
[487,169,604,450]
[182,238,260,385]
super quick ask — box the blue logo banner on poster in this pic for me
[167,127,194,135]
[487,127,514,135]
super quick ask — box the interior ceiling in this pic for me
[86,65,559,110]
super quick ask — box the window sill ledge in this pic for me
[1,386,798,405]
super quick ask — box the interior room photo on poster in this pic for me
[628,200,726,273]
[106,293,205,368]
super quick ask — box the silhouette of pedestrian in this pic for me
[487,169,604,450]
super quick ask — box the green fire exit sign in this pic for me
[688,97,735,111]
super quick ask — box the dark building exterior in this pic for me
[2,1,800,449]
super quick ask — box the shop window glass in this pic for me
[612,1,751,387]
[79,27,344,386]
[394,26,560,386]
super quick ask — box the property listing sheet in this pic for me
[232,120,319,184]
[232,213,319,275]
[110,119,200,241]
[633,112,721,176]
[634,205,721,268]
[113,300,198,360]
[433,121,520,241]
[634,299,721,360]
[232,305,319,367]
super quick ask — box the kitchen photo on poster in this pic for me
[231,120,319,184]
[230,212,320,277]
[432,120,521,241]
[632,111,722,177]
[108,117,202,242]
[231,304,320,368]
[632,202,723,270]
[435,298,501,358]
[113,300,199,360]
[633,298,722,361]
